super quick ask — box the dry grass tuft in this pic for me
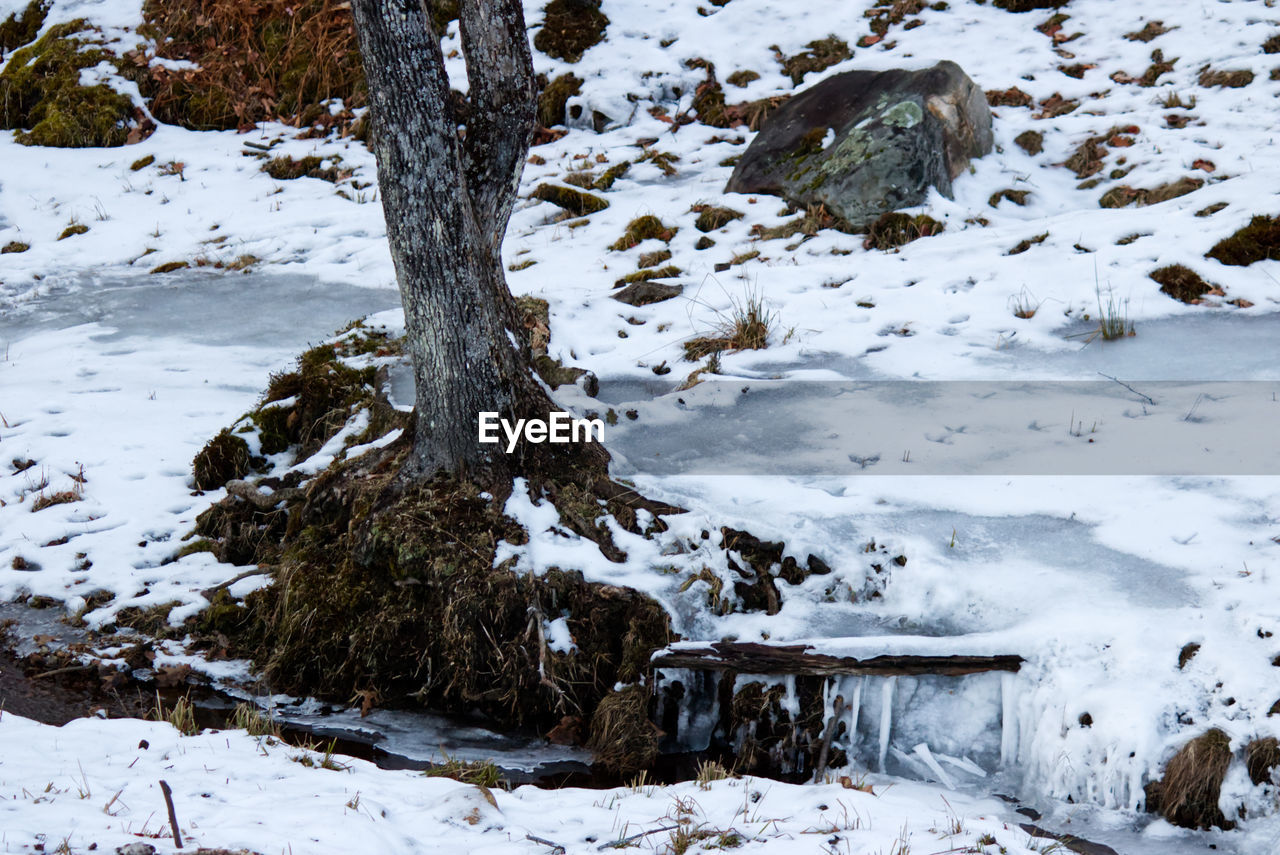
[140,0,367,132]
[1146,728,1233,829]
[588,685,661,776]
[683,289,775,360]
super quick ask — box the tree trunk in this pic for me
[350,0,573,486]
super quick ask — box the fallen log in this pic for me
[651,640,1022,677]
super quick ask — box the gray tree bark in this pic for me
[350,0,567,484]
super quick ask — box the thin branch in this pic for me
[1097,371,1156,406]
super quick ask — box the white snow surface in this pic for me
[3,0,1280,852]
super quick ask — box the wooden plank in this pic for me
[651,641,1022,677]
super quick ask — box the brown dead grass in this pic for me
[1146,728,1233,829]
[139,0,366,132]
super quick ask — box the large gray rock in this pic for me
[725,61,992,228]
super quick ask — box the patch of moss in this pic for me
[693,205,744,232]
[256,343,383,460]
[537,72,582,128]
[1199,68,1254,88]
[614,265,681,287]
[779,36,850,85]
[113,600,184,639]
[0,0,47,54]
[262,155,347,183]
[864,212,944,250]
[225,464,672,732]
[1151,265,1217,303]
[992,0,1069,10]
[533,0,608,63]
[695,236,716,250]
[531,183,609,215]
[57,223,87,240]
[1014,130,1043,155]
[1205,215,1280,266]
[637,249,672,268]
[726,69,759,87]
[150,260,189,274]
[0,20,137,148]
[1007,232,1049,255]
[592,161,630,191]
[129,154,155,171]
[1,240,29,253]
[610,215,676,250]
[989,189,1030,207]
[193,428,252,490]
[1265,34,1280,54]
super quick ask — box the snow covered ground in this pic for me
[4,0,1280,852]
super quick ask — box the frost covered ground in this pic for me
[4,0,1280,852]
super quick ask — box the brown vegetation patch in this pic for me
[1199,68,1254,88]
[1,241,30,253]
[610,215,676,250]
[776,36,850,85]
[531,183,609,215]
[1034,92,1078,119]
[1205,215,1280,266]
[588,685,662,775]
[192,429,253,491]
[986,86,1032,107]
[994,0,1069,10]
[863,212,944,251]
[1099,176,1202,209]
[533,0,608,63]
[1126,21,1171,42]
[989,189,1030,208]
[693,205,744,232]
[1144,729,1233,829]
[1014,130,1043,155]
[1007,232,1049,255]
[1151,265,1219,304]
[536,72,582,128]
[1247,737,1280,785]
[140,0,367,132]
[1264,34,1280,54]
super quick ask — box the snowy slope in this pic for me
[4,0,1280,852]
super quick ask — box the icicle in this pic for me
[847,675,864,756]
[1000,672,1018,767]
[913,742,956,790]
[878,675,896,772]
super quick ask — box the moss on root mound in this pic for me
[186,335,675,771]
[201,451,672,740]
[0,20,139,147]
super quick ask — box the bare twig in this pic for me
[32,664,95,679]
[525,834,566,854]
[597,824,681,850]
[1097,371,1156,405]
[159,779,183,847]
